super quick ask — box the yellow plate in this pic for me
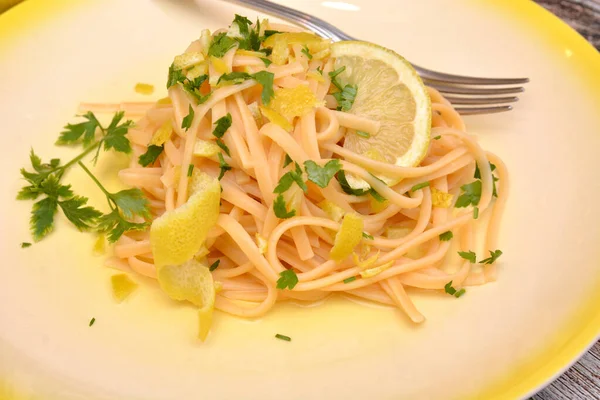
[1,0,599,399]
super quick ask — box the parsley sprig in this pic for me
[17,112,151,242]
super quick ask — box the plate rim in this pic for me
[1,0,599,399]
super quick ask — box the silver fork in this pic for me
[222,0,529,115]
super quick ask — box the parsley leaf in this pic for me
[182,75,210,104]
[97,209,149,243]
[474,162,497,179]
[212,114,232,138]
[138,145,164,167]
[301,45,312,59]
[182,104,195,131]
[444,281,457,295]
[273,163,307,194]
[439,231,453,241]
[167,63,186,89]
[209,259,220,271]
[217,71,252,85]
[262,30,281,40]
[369,188,386,203]
[253,70,275,105]
[458,250,476,263]
[411,181,430,192]
[110,189,151,220]
[260,57,272,67]
[208,32,238,58]
[332,84,357,111]
[218,153,231,180]
[232,15,261,51]
[273,194,296,219]
[217,71,275,105]
[454,180,482,208]
[283,154,293,168]
[304,159,341,188]
[474,162,499,198]
[58,196,102,231]
[336,170,368,196]
[56,111,100,146]
[216,139,231,156]
[444,281,466,298]
[276,269,298,289]
[479,249,503,265]
[30,197,58,240]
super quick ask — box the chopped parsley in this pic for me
[208,32,238,58]
[20,242,32,248]
[343,276,357,284]
[332,84,358,111]
[232,15,261,51]
[273,194,296,219]
[356,130,370,139]
[439,231,453,241]
[301,45,312,59]
[187,164,194,177]
[181,104,195,131]
[283,154,293,168]
[444,281,466,298]
[212,114,232,138]
[89,317,96,327]
[458,250,476,263]
[138,145,163,167]
[336,170,385,202]
[217,153,231,180]
[212,114,232,156]
[473,206,479,219]
[474,162,499,197]
[304,159,342,188]
[362,232,374,240]
[276,269,298,289]
[217,71,275,105]
[329,66,346,90]
[273,163,307,194]
[479,249,503,265]
[455,180,482,208]
[275,333,292,341]
[411,181,430,192]
[260,57,272,67]
[433,135,441,140]
[209,259,220,271]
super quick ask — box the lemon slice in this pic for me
[330,212,364,262]
[157,258,215,341]
[150,171,220,267]
[330,41,431,182]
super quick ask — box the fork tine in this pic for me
[444,96,519,105]
[428,83,525,95]
[415,65,529,85]
[455,105,513,115]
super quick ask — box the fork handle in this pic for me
[221,0,355,41]
[220,0,528,85]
